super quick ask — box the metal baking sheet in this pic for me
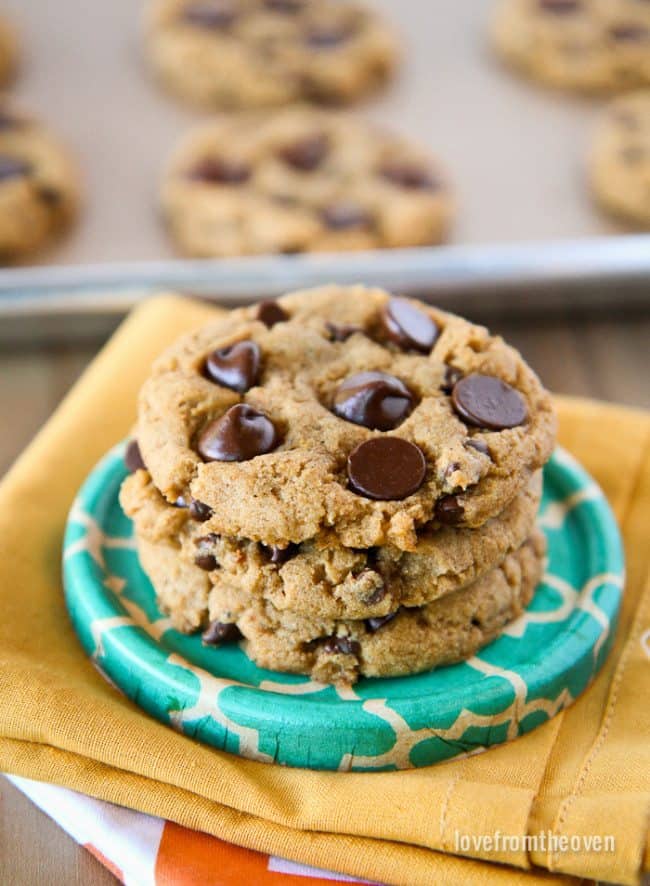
[0,0,648,331]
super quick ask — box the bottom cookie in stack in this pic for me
[121,465,546,685]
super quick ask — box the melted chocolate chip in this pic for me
[452,374,528,430]
[322,636,361,656]
[260,542,298,564]
[124,440,145,472]
[0,156,31,182]
[305,24,353,48]
[333,371,415,431]
[440,365,463,394]
[188,156,251,185]
[183,0,236,29]
[380,297,440,353]
[538,0,580,12]
[198,404,281,462]
[257,299,288,327]
[325,321,364,342]
[189,498,213,521]
[278,133,329,171]
[379,162,437,190]
[466,438,490,456]
[321,203,371,230]
[364,580,387,606]
[609,24,648,41]
[264,0,303,10]
[365,611,397,633]
[194,533,219,571]
[202,620,242,645]
[347,437,426,501]
[435,494,464,525]
[203,340,261,393]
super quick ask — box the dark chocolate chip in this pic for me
[202,620,242,645]
[325,321,364,342]
[256,299,288,327]
[260,542,298,564]
[440,364,463,394]
[198,403,281,462]
[37,186,62,206]
[609,24,648,41]
[124,440,146,472]
[538,0,580,12]
[435,494,464,525]
[364,580,387,606]
[347,437,426,501]
[203,340,261,393]
[333,371,415,431]
[189,498,213,521]
[444,461,461,479]
[379,162,437,190]
[264,0,303,11]
[182,1,236,29]
[471,617,482,628]
[305,24,353,48]
[321,203,371,230]
[278,133,329,171]
[194,533,219,570]
[195,552,218,570]
[0,156,31,182]
[365,611,397,633]
[466,438,490,456]
[380,297,440,353]
[452,374,528,430]
[187,156,251,185]
[322,636,361,656]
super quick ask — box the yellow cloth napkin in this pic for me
[1,295,648,886]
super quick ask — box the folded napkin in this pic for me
[0,295,648,886]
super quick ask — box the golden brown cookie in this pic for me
[160,108,452,256]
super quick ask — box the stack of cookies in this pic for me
[121,286,556,685]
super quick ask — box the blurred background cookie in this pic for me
[144,0,398,108]
[160,108,452,256]
[0,14,17,86]
[492,0,650,93]
[589,90,650,227]
[0,101,78,261]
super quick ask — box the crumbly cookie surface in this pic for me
[121,468,542,619]
[133,525,546,684]
[160,109,451,257]
[145,0,398,108]
[492,0,650,93]
[0,101,78,260]
[136,286,556,551]
[590,90,650,226]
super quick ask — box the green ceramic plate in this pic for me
[63,444,624,771]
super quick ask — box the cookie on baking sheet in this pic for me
[0,102,78,260]
[492,0,650,93]
[160,108,452,256]
[134,286,556,552]
[121,468,542,620]
[144,0,398,108]
[589,90,650,227]
[0,15,17,85]
[135,528,546,685]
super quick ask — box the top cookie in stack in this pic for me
[121,286,556,684]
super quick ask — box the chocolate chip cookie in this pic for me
[0,102,78,260]
[492,0,650,93]
[160,109,452,256]
[145,0,398,108]
[135,286,556,551]
[121,467,542,620]
[133,523,546,684]
[590,90,650,226]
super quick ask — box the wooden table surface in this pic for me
[1,307,649,885]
